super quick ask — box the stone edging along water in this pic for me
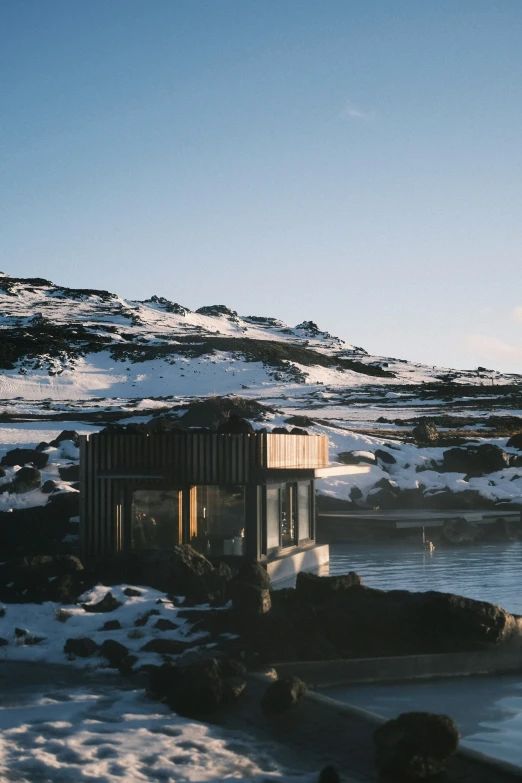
[271,647,522,687]
[303,688,522,781]
[257,647,522,780]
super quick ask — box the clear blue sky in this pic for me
[1,0,521,372]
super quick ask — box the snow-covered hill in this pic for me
[1,273,522,515]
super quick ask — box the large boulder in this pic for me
[1,449,49,469]
[46,490,80,517]
[507,432,522,450]
[64,637,99,658]
[295,571,362,602]
[441,444,509,477]
[148,658,226,717]
[58,464,80,482]
[373,712,459,779]
[375,449,397,465]
[337,451,376,466]
[9,466,41,493]
[82,591,122,613]
[217,415,254,434]
[50,430,80,447]
[231,583,271,615]
[91,546,231,604]
[261,676,307,713]
[231,561,270,590]
[0,555,89,604]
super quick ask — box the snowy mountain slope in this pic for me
[1,272,520,403]
[1,273,522,513]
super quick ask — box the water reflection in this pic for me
[325,541,522,614]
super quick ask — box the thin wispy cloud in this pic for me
[341,101,371,120]
[513,307,522,323]
[459,333,522,362]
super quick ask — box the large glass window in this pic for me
[191,485,245,557]
[131,489,181,549]
[298,482,312,541]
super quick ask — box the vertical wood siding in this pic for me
[80,432,328,555]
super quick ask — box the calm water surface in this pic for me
[327,541,522,614]
[327,675,522,768]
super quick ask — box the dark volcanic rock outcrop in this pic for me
[237,574,516,663]
[91,546,231,604]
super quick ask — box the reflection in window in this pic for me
[281,483,297,548]
[298,482,311,541]
[131,490,181,549]
[191,485,245,557]
[266,486,280,550]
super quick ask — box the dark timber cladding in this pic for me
[79,432,328,556]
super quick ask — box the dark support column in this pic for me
[244,484,261,560]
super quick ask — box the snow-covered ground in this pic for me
[0,586,318,783]
[0,684,312,783]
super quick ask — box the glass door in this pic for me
[265,483,298,552]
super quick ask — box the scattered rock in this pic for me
[412,420,438,444]
[35,442,50,452]
[99,639,129,667]
[82,591,122,613]
[153,618,180,631]
[261,676,307,713]
[101,619,122,632]
[14,627,27,638]
[140,639,193,655]
[375,449,397,465]
[373,711,459,779]
[9,466,41,493]
[1,448,49,469]
[123,587,142,597]
[0,466,6,478]
[41,479,58,494]
[337,451,377,466]
[0,638,7,647]
[507,432,522,450]
[58,464,80,482]
[50,430,80,447]
[284,415,314,428]
[64,637,99,657]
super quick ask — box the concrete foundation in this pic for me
[265,543,329,584]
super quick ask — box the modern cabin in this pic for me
[79,431,369,581]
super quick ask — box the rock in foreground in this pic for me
[374,712,459,779]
